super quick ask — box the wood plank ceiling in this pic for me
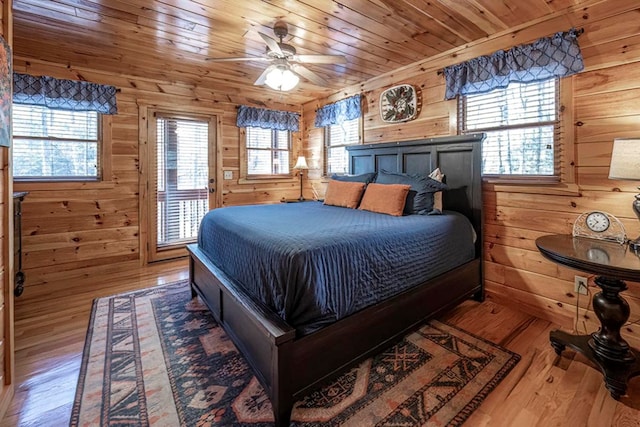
[12,0,593,105]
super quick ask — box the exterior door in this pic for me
[147,110,217,262]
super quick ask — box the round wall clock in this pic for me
[380,84,418,123]
[573,211,627,244]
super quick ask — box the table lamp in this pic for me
[293,155,309,201]
[608,138,640,250]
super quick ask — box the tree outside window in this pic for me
[13,104,100,180]
[324,117,360,175]
[246,127,291,176]
[459,78,559,176]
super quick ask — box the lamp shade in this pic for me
[264,65,299,91]
[293,156,308,170]
[609,138,640,180]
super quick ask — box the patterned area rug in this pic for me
[71,281,520,426]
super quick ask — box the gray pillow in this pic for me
[375,170,447,214]
[331,172,376,184]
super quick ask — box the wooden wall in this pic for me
[303,1,640,348]
[10,59,302,311]
[0,0,14,420]
[9,0,640,352]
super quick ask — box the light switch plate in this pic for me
[223,170,233,180]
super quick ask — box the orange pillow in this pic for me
[323,180,366,209]
[358,183,411,216]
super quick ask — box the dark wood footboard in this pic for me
[189,244,481,426]
[189,244,296,421]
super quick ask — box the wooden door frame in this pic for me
[138,103,223,265]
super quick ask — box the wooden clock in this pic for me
[379,84,418,123]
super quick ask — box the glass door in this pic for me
[148,112,216,261]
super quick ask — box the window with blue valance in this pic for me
[236,105,300,132]
[314,94,362,127]
[444,28,584,100]
[13,73,118,115]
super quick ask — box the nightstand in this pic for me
[536,234,640,399]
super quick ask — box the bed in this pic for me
[187,134,484,426]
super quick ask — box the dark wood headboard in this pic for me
[347,134,485,255]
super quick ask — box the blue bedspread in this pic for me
[198,202,475,335]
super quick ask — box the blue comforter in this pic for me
[198,202,475,335]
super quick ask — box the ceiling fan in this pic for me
[206,22,347,90]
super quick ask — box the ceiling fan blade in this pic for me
[292,54,347,64]
[205,56,270,62]
[290,64,328,86]
[254,64,277,86]
[259,32,283,56]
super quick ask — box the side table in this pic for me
[536,234,640,399]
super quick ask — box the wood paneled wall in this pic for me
[0,0,14,421]
[9,0,640,354]
[303,1,640,348]
[11,58,302,310]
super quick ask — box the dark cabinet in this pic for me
[13,192,27,297]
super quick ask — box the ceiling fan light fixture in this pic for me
[207,22,345,90]
[264,65,299,91]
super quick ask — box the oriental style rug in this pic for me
[71,281,520,426]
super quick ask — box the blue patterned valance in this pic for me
[236,105,300,131]
[314,94,362,127]
[444,28,584,100]
[13,73,118,114]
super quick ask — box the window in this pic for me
[325,117,360,175]
[246,127,291,176]
[13,104,101,180]
[459,78,559,176]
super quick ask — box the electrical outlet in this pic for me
[574,275,588,295]
[223,170,233,180]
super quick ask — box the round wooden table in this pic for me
[536,234,640,399]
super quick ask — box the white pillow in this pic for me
[428,168,444,212]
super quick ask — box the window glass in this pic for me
[459,79,558,176]
[155,115,209,247]
[246,127,291,176]
[325,117,360,175]
[13,104,100,180]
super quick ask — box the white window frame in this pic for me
[459,78,565,181]
[12,104,106,181]
[244,126,292,178]
[324,117,362,176]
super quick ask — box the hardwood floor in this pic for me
[4,258,189,427]
[2,260,639,426]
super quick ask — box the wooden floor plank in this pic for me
[588,385,619,427]
[535,356,590,427]
[2,259,639,426]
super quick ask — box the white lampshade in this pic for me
[293,156,308,170]
[609,138,640,180]
[264,66,299,91]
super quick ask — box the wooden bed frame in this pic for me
[187,134,485,426]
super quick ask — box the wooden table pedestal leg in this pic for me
[550,276,640,400]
